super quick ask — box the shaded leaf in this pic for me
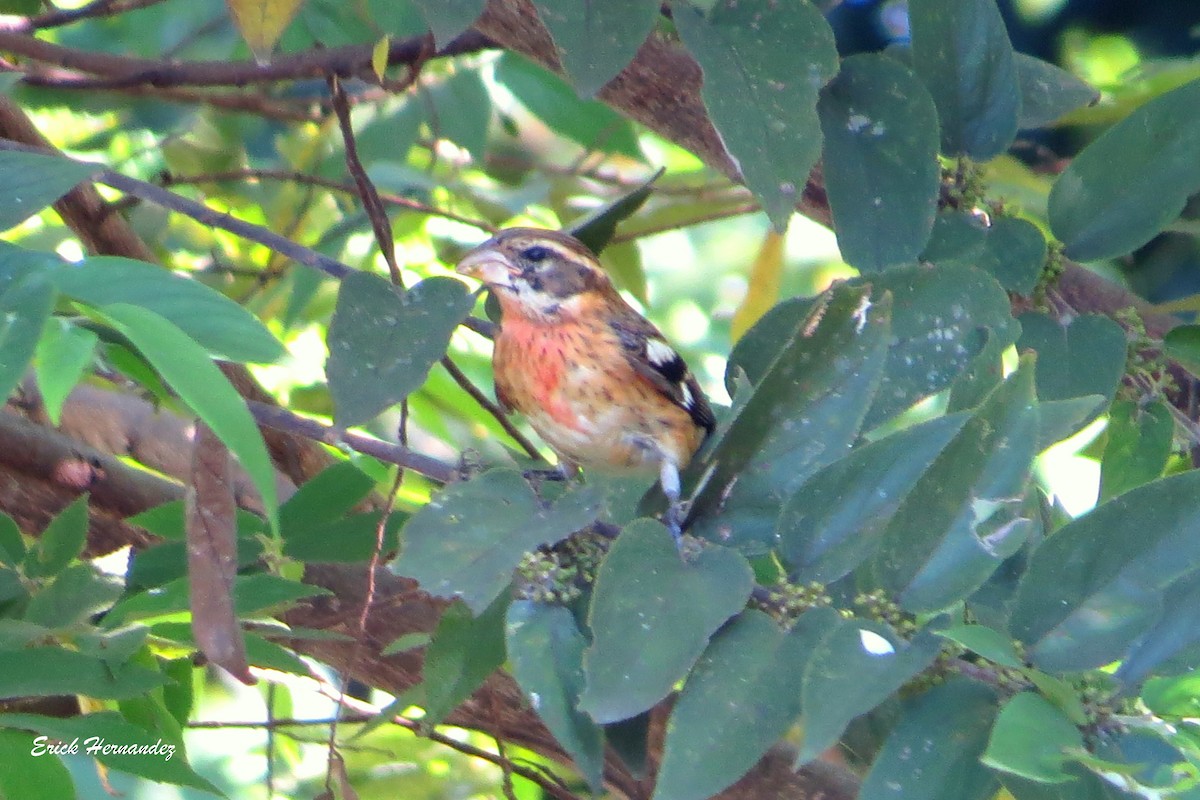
[0,276,55,406]
[0,151,99,232]
[579,519,753,723]
[410,0,485,49]
[798,622,943,764]
[654,608,840,800]
[982,692,1085,783]
[96,304,279,532]
[391,470,602,614]
[778,413,967,583]
[977,217,1048,295]
[1100,399,1172,502]
[874,360,1039,613]
[52,256,284,363]
[34,319,97,426]
[1115,571,1200,688]
[0,647,164,700]
[531,0,659,98]
[1015,53,1099,129]
[1010,470,1200,672]
[1163,324,1200,376]
[909,0,1020,159]
[691,285,891,550]
[24,495,89,579]
[22,563,122,630]
[0,512,25,566]
[506,601,604,792]
[818,53,940,272]
[858,678,1001,800]
[326,274,474,427]
[187,423,252,685]
[674,0,838,230]
[422,595,508,725]
[1049,77,1200,261]
[427,68,492,159]
[1017,312,1127,403]
[0,728,74,800]
[494,54,642,158]
[104,573,328,627]
[283,510,403,563]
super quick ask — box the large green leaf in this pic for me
[104,573,327,627]
[0,728,74,800]
[1049,77,1200,261]
[874,360,1039,613]
[391,470,603,614]
[0,647,164,700]
[858,678,1001,800]
[23,563,123,629]
[1017,312,1127,403]
[95,304,279,532]
[1115,571,1200,687]
[409,0,484,48]
[326,273,474,427]
[531,0,659,98]
[797,622,943,764]
[1011,470,1200,673]
[426,68,492,160]
[778,413,967,583]
[493,54,642,158]
[908,0,1020,159]
[506,601,604,792]
[579,520,753,723]
[1014,53,1098,129]
[34,319,98,426]
[0,151,100,232]
[982,692,1085,783]
[52,257,283,364]
[818,53,940,272]
[1099,399,1173,503]
[0,275,55,406]
[23,495,89,579]
[0,711,220,794]
[690,285,891,550]
[674,0,838,230]
[653,608,840,800]
[421,595,508,725]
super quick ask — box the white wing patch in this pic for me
[645,338,679,367]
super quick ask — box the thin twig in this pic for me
[440,356,542,460]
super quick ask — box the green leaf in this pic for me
[565,168,662,254]
[531,0,659,98]
[1114,571,1200,688]
[34,319,97,426]
[0,712,221,794]
[1100,399,1173,502]
[104,573,328,627]
[982,692,1085,783]
[493,54,642,158]
[690,285,892,550]
[818,53,940,272]
[52,257,283,363]
[797,622,943,764]
[1163,324,1200,376]
[778,413,967,583]
[506,601,604,792]
[409,0,484,48]
[1015,53,1098,129]
[858,678,1000,800]
[426,68,492,160]
[381,632,431,656]
[674,0,838,230]
[0,276,55,405]
[0,728,75,800]
[422,595,508,725]
[279,461,376,534]
[654,608,840,800]
[874,360,1039,613]
[938,624,1024,668]
[24,495,89,579]
[23,563,123,629]
[908,0,1020,159]
[0,647,164,700]
[0,151,100,232]
[391,470,603,614]
[1049,77,1200,261]
[1011,470,1200,672]
[95,304,278,532]
[579,519,754,723]
[977,217,1048,295]
[0,512,25,566]
[326,274,474,427]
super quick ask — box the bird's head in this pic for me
[456,228,612,321]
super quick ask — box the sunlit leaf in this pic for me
[34,319,97,426]
[729,230,784,342]
[982,693,1085,783]
[226,0,304,59]
[0,151,99,232]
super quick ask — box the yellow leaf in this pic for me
[227,0,305,61]
[730,230,785,342]
[371,36,391,83]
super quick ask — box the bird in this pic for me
[455,227,715,543]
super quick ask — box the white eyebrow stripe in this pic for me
[645,338,678,367]
[680,383,693,406]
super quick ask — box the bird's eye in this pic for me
[521,245,550,262]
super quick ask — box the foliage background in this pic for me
[0,0,1198,799]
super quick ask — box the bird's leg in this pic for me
[659,459,686,549]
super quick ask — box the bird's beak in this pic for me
[456,243,517,286]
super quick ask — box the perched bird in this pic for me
[456,227,715,542]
